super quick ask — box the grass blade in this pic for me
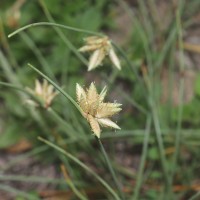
[38,136,121,200]
[28,63,83,114]
[8,22,103,38]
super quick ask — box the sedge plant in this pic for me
[2,0,200,199]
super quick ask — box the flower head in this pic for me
[76,82,122,138]
[26,79,58,108]
[79,36,121,71]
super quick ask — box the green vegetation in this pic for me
[1,0,200,199]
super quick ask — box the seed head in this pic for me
[26,79,58,109]
[79,36,121,71]
[76,82,122,138]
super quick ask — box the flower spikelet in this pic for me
[79,36,121,71]
[26,79,58,108]
[76,82,122,138]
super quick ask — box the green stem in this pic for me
[38,137,121,200]
[143,67,170,196]
[0,50,48,132]
[28,63,83,115]
[65,179,87,200]
[170,6,185,195]
[96,137,125,200]
[132,116,151,200]
[61,165,87,200]
[150,100,170,195]
[38,0,88,66]
[8,22,103,38]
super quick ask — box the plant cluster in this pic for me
[1,0,200,200]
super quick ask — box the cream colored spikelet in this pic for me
[26,79,58,108]
[79,36,121,71]
[76,82,122,138]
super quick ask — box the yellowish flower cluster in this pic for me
[28,35,122,138]
[26,79,58,109]
[76,82,121,138]
[79,36,121,71]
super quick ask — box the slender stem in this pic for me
[150,100,170,194]
[38,0,88,66]
[170,5,185,192]
[143,71,170,195]
[61,165,87,200]
[0,50,49,132]
[28,63,83,115]
[132,116,151,200]
[8,22,103,38]
[96,137,125,200]
[188,191,200,200]
[38,137,121,200]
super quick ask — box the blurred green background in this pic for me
[1,0,200,199]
